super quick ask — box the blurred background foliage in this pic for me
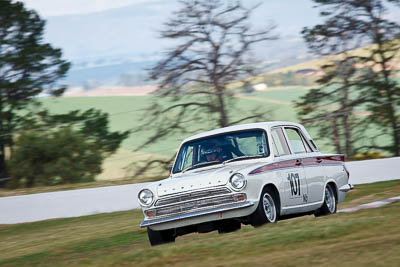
[8,127,103,188]
[0,0,399,188]
[0,0,129,188]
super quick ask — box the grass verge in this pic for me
[338,179,400,209]
[0,180,399,266]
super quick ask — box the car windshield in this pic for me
[173,129,269,174]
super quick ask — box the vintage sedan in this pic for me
[138,121,354,246]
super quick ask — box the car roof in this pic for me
[182,121,304,143]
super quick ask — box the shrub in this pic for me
[351,151,386,161]
[8,127,103,188]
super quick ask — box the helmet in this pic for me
[200,143,222,156]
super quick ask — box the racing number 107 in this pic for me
[288,173,300,197]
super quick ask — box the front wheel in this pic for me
[250,187,279,227]
[315,184,337,217]
[147,227,176,246]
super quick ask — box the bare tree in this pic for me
[132,0,276,176]
[296,55,363,157]
[297,0,400,157]
[297,0,365,158]
[354,0,400,156]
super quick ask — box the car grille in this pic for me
[155,187,231,207]
[146,193,246,218]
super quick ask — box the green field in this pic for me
[0,180,399,266]
[38,88,333,181]
[41,90,304,155]
[1,86,349,195]
[39,89,305,180]
[39,86,389,182]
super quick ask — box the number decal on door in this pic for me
[288,173,301,197]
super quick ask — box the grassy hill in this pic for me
[38,88,317,181]
[269,41,400,74]
[0,180,399,266]
[38,85,389,182]
[227,41,400,92]
[31,42,398,185]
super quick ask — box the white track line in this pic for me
[338,195,400,213]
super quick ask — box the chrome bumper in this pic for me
[140,201,254,228]
[339,183,354,192]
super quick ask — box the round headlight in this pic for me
[138,189,154,206]
[229,173,246,191]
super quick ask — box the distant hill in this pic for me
[228,42,400,91]
[44,0,325,91]
[64,85,158,97]
[64,41,400,97]
[268,42,400,74]
[66,59,155,87]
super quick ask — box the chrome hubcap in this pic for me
[262,193,276,222]
[325,187,336,213]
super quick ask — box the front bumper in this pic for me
[140,201,254,228]
[339,183,354,192]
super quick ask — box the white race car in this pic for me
[138,121,353,246]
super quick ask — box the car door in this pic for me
[282,127,311,207]
[292,129,326,204]
[270,127,307,208]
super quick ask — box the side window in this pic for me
[271,128,290,156]
[284,128,310,154]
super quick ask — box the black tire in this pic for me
[315,183,337,217]
[250,187,279,227]
[217,220,241,234]
[147,227,176,246]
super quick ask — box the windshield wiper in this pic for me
[223,154,266,164]
[182,161,221,173]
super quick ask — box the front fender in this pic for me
[245,171,283,214]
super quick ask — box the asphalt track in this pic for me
[338,195,400,213]
[0,157,399,224]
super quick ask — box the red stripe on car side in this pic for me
[301,157,319,166]
[249,155,344,175]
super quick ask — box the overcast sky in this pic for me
[21,0,159,17]
[17,0,323,62]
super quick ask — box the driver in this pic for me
[201,143,223,162]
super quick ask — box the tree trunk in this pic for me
[215,85,229,127]
[0,141,8,188]
[377,45,400,156]
[0,94,7,187]
[330,118,342,154]
[383,79,400,157]
[341,79,353,157]
[385,96,400,156]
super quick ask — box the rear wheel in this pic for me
[315,184,337,217]
[147,227,176,246]
[250,187,279,227]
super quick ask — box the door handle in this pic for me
[316,158,322,163]
[295,159,302,166]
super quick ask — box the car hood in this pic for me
[156,161,263,197]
